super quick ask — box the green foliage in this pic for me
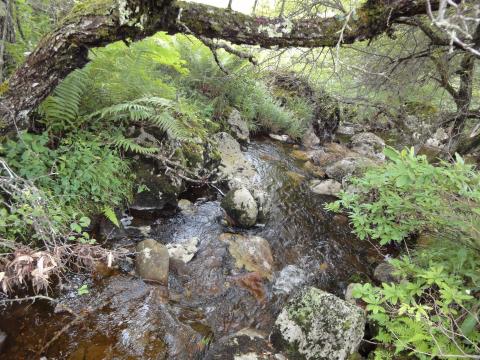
[91,96,189,141]
[326,147,480,249]
[328,146,480,358]
[2,131,133,215]
[39,69,89,133]
[173,35,312,138]
[82,34,186,111]
[102,206,119,227]
[77,284,89,296]
[352,243,480,359]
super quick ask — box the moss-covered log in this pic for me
[0,0,441,134]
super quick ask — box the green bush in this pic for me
[353,243,480,359]
[326,147,480,359]
[326,147,480,250]
[2,131,133,216]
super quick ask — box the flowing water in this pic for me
[0,139,380,359]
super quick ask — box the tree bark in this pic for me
[0,0,441,135]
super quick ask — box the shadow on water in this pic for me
[0,139,379,359]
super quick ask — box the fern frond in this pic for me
[151,112,189,140]
[92,96,190,141]
[110,135,158,155]
[39,69,89,129]
[103,206,120,227]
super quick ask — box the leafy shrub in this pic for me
[2,131,133,215]
[173,35,312,138]
[326,147,480,250]
[353,243,480,359]
[327,147,480,358]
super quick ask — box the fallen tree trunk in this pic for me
[0,0,440,134]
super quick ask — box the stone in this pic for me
[213,132,257,189]
[416,144,444,162]
[302,161,326,178]
[270,287,366,360]
[221,187,258,228]
[136,239,169,285]
[325,157,359,182]
[204,328,279,360]
[290,150,310,161]
[273,265,307,295]
[345,283,361,304]
[350,132,385,161]
[286,171,306,185]
[337,124,356,136]
[178,199,195,214]
[309,143,355,167]
[425,127,448,148]
[0,330,6,353]
[228,108,250,142]
[129,161,181,219]
[220,233,274,280]
[302,125,321,148]
[251,188,271,223]
[309,179,342,196]
[269,134,290,142]
[373,261,399,284]
[325,157,374,182]
[166,237,199,263]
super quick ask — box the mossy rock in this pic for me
[271,287,366,360]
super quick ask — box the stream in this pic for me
[0,138,380,359]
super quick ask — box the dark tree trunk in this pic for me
[0,0,441,135]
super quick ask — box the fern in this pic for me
[92,97,190,141]
[39,69,89,132]
[103,206,120,227]
[110,134,158,155]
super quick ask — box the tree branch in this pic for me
[0,0,445,134]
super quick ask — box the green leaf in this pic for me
[77,284,89,296]
[103,206,120,227]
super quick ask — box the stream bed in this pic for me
[0,139,380,359]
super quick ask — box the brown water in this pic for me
[0,139,380,359]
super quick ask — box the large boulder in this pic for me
[227,108,250,142]
[135,239,169,285]
[221,187,258,228]
[350,132,385,161]
[309,179,342,197]
[213,132,257,189]
[270,287,366,360]
[129,161,181,219]
[219,233,274,280]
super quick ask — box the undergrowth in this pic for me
[326,148,480,359]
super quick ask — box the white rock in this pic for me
[271,287,366,360]
[309,179,342,196]
[269,134,290,142]
[166,237,199,263]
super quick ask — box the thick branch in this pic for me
[0,0,442,134]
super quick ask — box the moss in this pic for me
[62,0,116,24]
[180,142,204,168]
[0,81,8,96]
[287,288,326,332]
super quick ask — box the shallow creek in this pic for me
[0,139,380,359]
